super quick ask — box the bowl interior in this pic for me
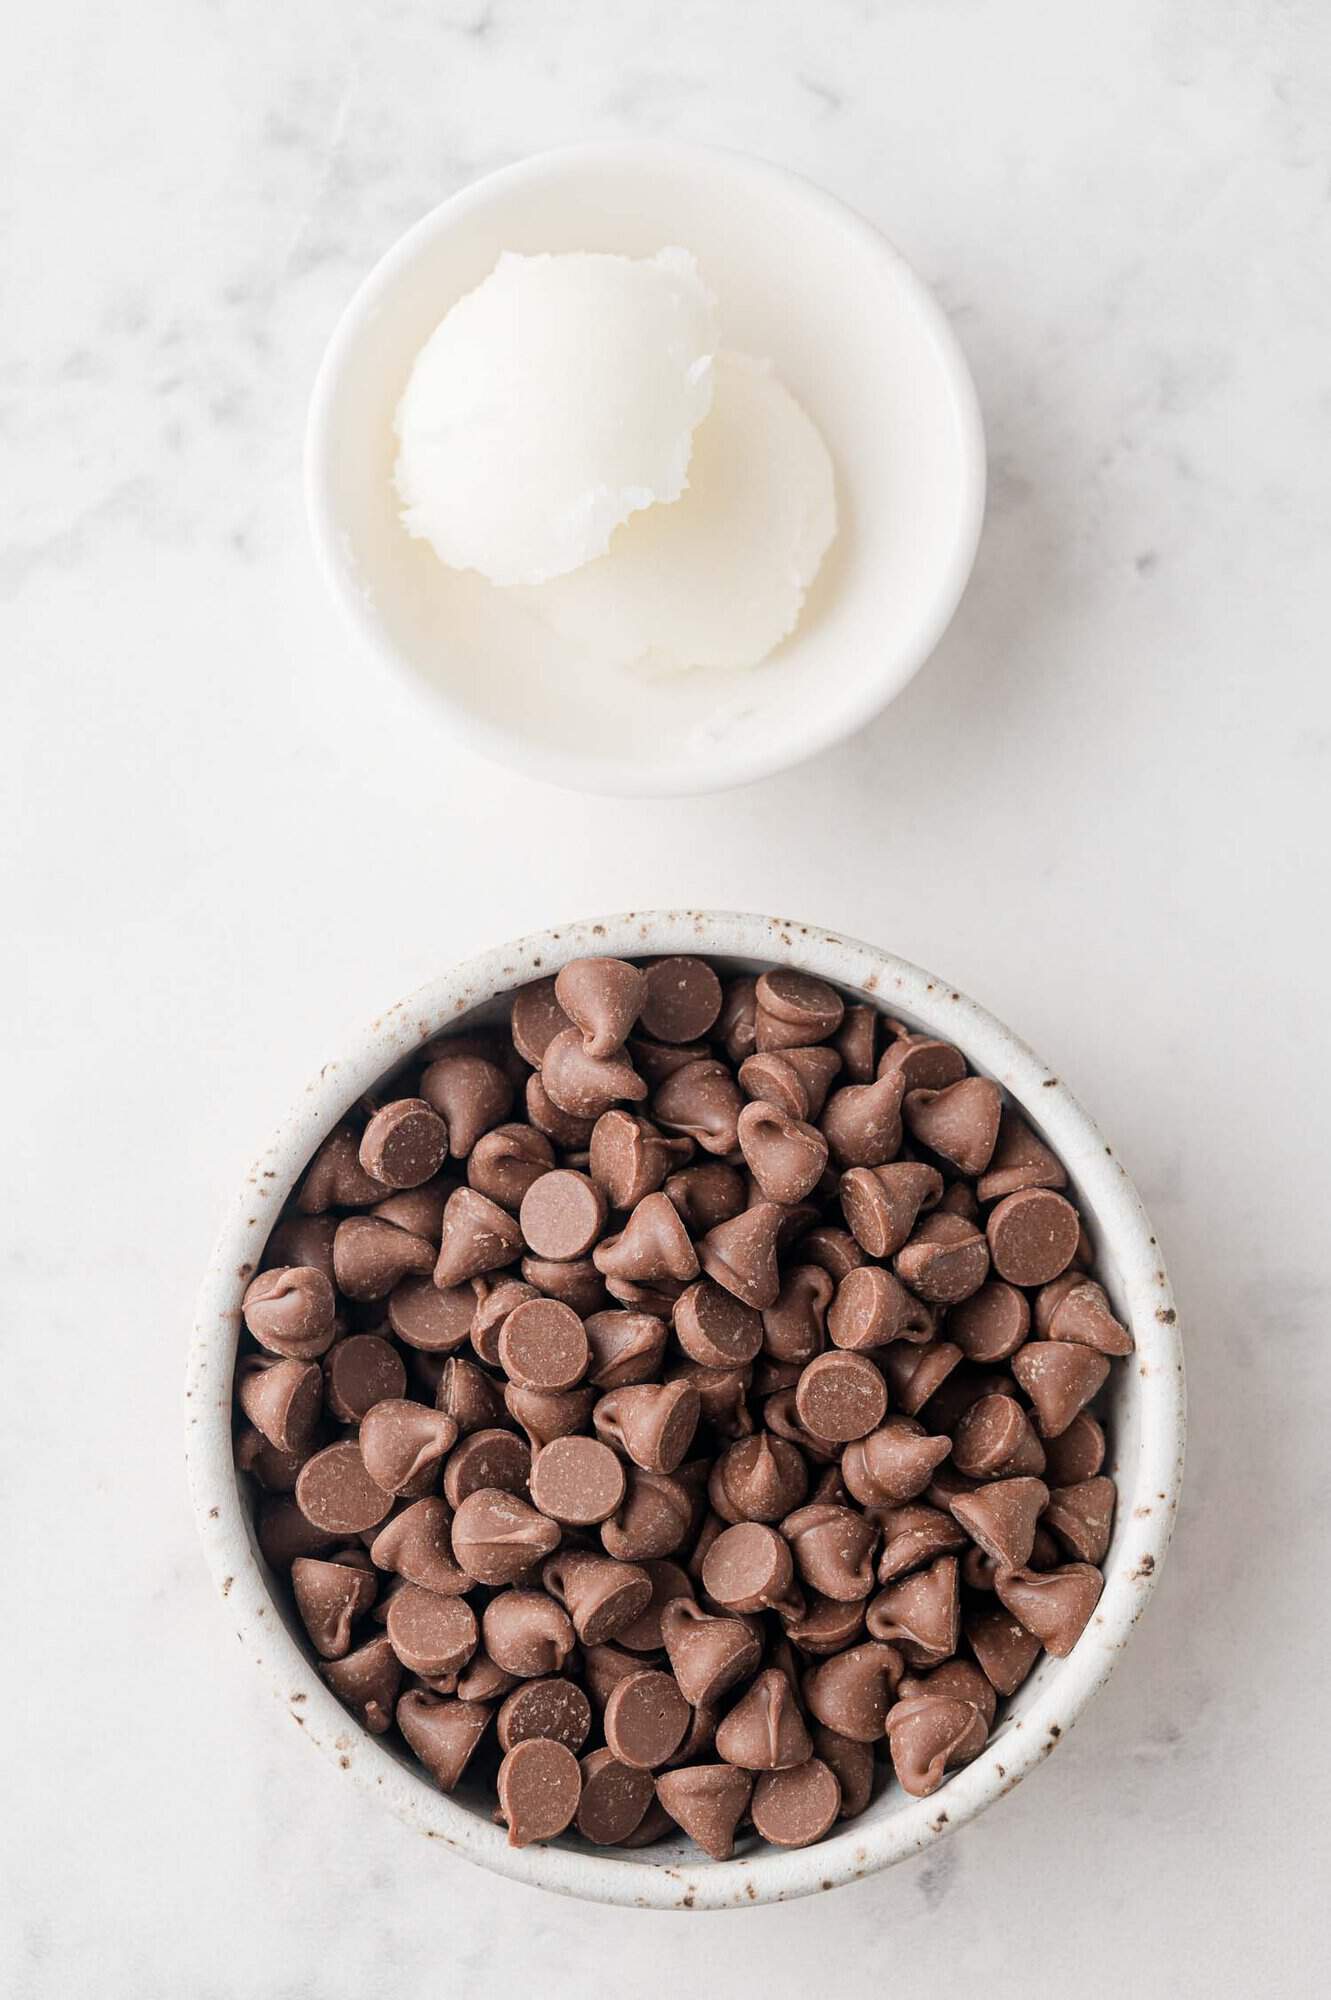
[307,145,985,794]
[201,918,1179,1907]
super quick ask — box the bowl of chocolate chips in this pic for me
[187,912,1183,1908]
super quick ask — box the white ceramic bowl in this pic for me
[305,144,985,796]
[187,913,1182,1908]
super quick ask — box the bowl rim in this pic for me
[303,140,987,798]
[185,911,1184,1910]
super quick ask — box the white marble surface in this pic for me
[4,1,1329,1992]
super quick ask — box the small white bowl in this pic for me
[305,144,985,795]
[186,912,1183,1910]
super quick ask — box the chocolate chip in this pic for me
[737,1100,829,1204]
[761,1264,833,1365]
[827,1264,931,1350]
[876,1036,965,1098]
[358,1400,457,1497]
[433,1188,525,1290]
[387,1275,475,1352]
[496,1738,582,1846]
[965,1604,1042,1695]
[529,1435,626,1525]
[842,1418,951,1505]
[296,1125,384,1214]
[555,958,648,1058]
[593,1190,699,1289]
[904,1076,1002,1176]
[976,1110,1068,1201]
[612,1559,694,1652]
[358,1098,449,1190]
[1044,1476,1116,1564]
[716,977,759,1064]
[875,1502,968,1582]
[243,1266,337,1359]
[699,1201,785,1310]
[494,1297,589,1393]
[397,1691,492,1791]
[639,957,723,1043]
[386,1586,478,1677]
[1035,1272,1134,1355]
[582,1310,669,1389]
[950,1476,1049,1571]
[519,1168,608,1262]
[601,1468,694,1562]
[482,1589,576,1678]
[702,1522,802,1617]
[820,1072,905,1170]
[750,1757,841,1848]
[663,1160,747,1232]
[510,977,573,1067]
[333,1216,435,1301]
[755,969,844,1051]
[576,1749,656,1844]
[1041,1410,1106,1485]
[320,1635,401,1735]
[834,1005,879,1084]
[436,1354,506,1434]
[996,1562,1103,1656]
[521,1255,608,1317]
[894,1210,990,1304]
[948,1279,1030,1363]
[783,1594,866,1655]
[656,1763,752,1859]
[236,1355,322,1455]
[783,1503,878,1601]
[708,1433,808,1524]
[879,1338,962,1416]
[867,1554,961,1668]
[450,1488,561,1585]
[525,1071,595,1149]
[295,1441,394,1536]
[603,1669,691,1769]
[322,1334,407,1422]
[714,1667,811,1769]
[803,1641,903,1740]
[370,1497,470,1595]
[589,1110,689,1209]
[541,1029,647,1119]
[593,1380,700,1474]
[653,1058,743,1156]
[885,1692,987,1797]
[659,1599,762,1706]
[986,1187,1081,1286]
[467,1123,555,1211]
[291,1554,377,1659]
[542,1549,654,1646]
[504,1382,596,1450]
[812,1725,874,1819]
[1010,1342,1109,1438]
[264,1211,338,1286]
[952,1394,1048,1480]
[795,1351,887,1443]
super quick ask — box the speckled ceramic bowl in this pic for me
[186,913,1184,1909]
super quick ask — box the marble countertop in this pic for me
[4,1,1329,1993]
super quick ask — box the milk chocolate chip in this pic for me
[496,1738,582,1846]
[359,1099,449,1190]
